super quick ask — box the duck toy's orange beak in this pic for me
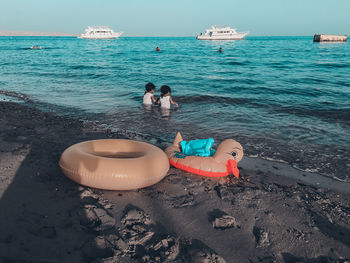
[227,159,239,178]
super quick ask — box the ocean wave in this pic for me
[70,64,107,70]
[275,106,350,124]
[10,71,108,79]
[172,95,254,105]
[0,90,33,103]
[285,77,350,90]
[130,94,257,107]
[15,47,61,51]
[315,62,350,68]
[267,62,294,69]
[167,94,350,125]
[335,81,350,88]
[225,60,249,66]
[206,76,262,85]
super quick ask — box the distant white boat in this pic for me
[30,45,42,49]
[79,26,123,39]
[197,25,249,40]
[313,34,347,42]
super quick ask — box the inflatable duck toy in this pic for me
[165,132,243,178]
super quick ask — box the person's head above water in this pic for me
[160,85,171,97]
[156,47,160,51]
[145,82,156,93]
[218,47,222,53]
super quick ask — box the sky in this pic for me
[1,0,349,36]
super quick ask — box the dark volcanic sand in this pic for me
[0,101,349,263]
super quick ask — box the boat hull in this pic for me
[197,32,248,40]
[78,32,123,39]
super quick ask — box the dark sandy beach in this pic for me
[0,101,349,263]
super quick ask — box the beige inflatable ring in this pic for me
[59,139,169,190]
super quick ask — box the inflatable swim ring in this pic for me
[59,139,169,190]
[165,132,243,178]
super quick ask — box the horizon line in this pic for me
[1,30,348,38]
[0,34,327,38]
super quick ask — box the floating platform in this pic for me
[313,34,347,42]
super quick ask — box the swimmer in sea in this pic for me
[156,47,160,52]
[218,47,222,53]
[31,45,42,49]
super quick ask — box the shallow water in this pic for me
[0,36,349,181]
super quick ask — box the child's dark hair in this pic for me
[160,85,171,98]
[144,82,156,94]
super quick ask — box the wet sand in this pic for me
[0,101,349,263]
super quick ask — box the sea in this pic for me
[0,36,349,182]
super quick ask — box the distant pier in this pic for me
[313,34,347,42]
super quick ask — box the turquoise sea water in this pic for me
[0,36,349,181]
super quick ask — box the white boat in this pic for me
[79,26,123,39]
[197,25,249,40]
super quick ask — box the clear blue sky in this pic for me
[1,0,349,36]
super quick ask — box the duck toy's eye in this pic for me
[231,151,237,157]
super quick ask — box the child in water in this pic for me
[143,82,157,105]
[158,85,178,109]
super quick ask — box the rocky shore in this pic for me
[0,101,349,263]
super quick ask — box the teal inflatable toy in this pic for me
[180,138,216,157]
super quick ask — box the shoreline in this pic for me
[0,101,349,262]
[3,88,349,188]
[239,157,350,194]
[4,86,348,183]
